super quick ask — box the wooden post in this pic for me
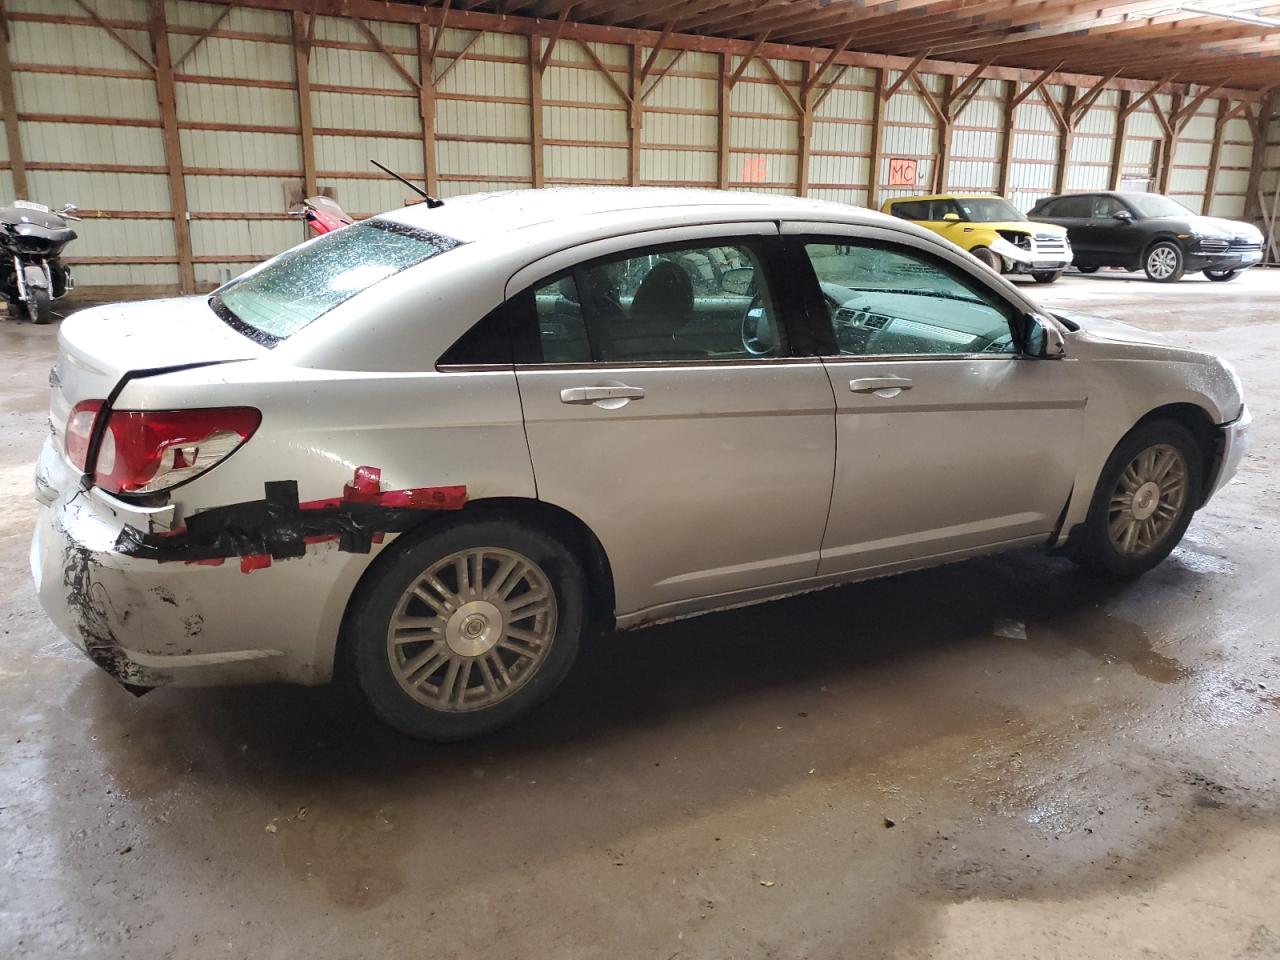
[0,0,27,198]
[867,67,885,209]
[1109,88,1131,190]
[148,0,194,294]
[997,79,1016,198]
[797,60,813,196]
[529,35,544,188]
[292,11,317,198]
[1203,96,1229,215]
[934,75,954,194]
[1157,92,1181,195]
[1053,87,1076,196]
[717,52,730,189]
[417,23,438,195]
[1244,91,1276,228]
[629,44,641,186]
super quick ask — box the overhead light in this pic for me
[1179,3,1280,27]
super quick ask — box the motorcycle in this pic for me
[1,200,80,325]
[290,194,354,236]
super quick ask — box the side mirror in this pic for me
[1112,209,1133,222]
[942,212,961,222]
[1025,314,1066,358]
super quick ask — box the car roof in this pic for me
[375,187,904,244]
[886,193,1004,203]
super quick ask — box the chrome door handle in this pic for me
[559,385,646,404]
[849,377,913,394]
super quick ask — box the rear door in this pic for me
[784,222,1087,574]
[508,224,837,619]
[1039,194,1098,259]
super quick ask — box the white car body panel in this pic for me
[29,188,1247,689]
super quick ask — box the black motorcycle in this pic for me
[1,201,79,324]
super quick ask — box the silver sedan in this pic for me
[31,189,1249,740]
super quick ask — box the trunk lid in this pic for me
[49,297,265,462]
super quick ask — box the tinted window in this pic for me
[890,201,928,221]
[803,241,1015,357]
[955,198,1026,222]
[1051,195,1092,218]
[1092,195,1128,217]
[530,240,785,363]
[1126,194,1194,218]
[211,221,458,344]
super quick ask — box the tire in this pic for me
[1032,270,1064,284]
[1203,269,1240,282]
[349,517,586,741]
[25,288,53,324]
[1143,241,1185,283]
[971,247,1002,272]
[1076,265,1100,274]
[1071,419,1203,578]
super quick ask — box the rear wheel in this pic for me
[1032,270,1064,284]
[1203,268,1240,282]
[970,247,1002,272]
[1076,265,1100,274]
[25,288,52,324]
[1143,241,1185,283]
[350,518,586,741]
[1071,420,1202,578]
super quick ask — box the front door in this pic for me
[509,226,837,618]
[785,223,1088,575]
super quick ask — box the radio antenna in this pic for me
[370,159,444,208]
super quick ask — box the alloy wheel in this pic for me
[387,547,557,712]
[1107,443,1188,556]
[1146,246,1179,280]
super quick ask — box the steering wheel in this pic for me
[739,292,774,357]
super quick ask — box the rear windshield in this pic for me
[210,220,459,344]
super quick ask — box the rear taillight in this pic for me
[66,399,104,470]
[69,406,261,495]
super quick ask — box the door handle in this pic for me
[849,377,913,394]
[559,385,646,404]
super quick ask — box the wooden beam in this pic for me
[1010,61,1064,108]
[756,53,802,116]
[171,5,231,70]
[353,17,420,91]
[639,48,685,102]
[933,74,954,194]
[910,72,946,127]
[798,59,813,196]
[810,63,849,115]
[629,43,641,186]
[538,2,573,75]
[717,51,730,189]
[638,17,675,83]
[432,28,483,86]
[428,0,453,73]
[292,11,316,198]
[1069,69,1121,126]
[1122,74,1176,119]
[944,57,994,117]
[867,66,885,210]
[530,35,545,188]
[997,77,1016,198]
[73,0,156,73]
[1203,95,1229,215]
[0,0,27,198]
[1172,80,1227,133]
[147,0,193,294]
[727,31,769,89]
[1244,90,1277,228]
[801,29,855,98]
[1053,86,1076,196]
[882,49,929,101]
[575,37,631,105]
[1037,83,1069,135]
[1109,87,1131,190]
[417,22,438,196]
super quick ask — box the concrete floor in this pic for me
[2,269,1279,959]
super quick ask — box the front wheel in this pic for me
[1143,241,1185,283]
[1071,420,1202,578]
[1076,265,1100,274]
[1032,270,1064,284]
[970,247,1002,272]
[350,517,586,741]
[1203,268,1240,282]
[25,287,52,324]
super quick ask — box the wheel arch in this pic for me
[332,496,616,679]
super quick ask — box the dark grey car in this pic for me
[1027,192,1264,283]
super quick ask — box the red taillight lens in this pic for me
[93,407,261,495]
[66,399,104,470]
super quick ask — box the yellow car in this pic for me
[882,194,1073,284]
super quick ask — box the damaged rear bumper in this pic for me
[29,437,373,691]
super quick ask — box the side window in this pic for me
[526,240,786,364]
[891,201,926,220]
[802,241,1016,357]
[532,274,591,363]
[1092,195,1125,218]
[1056,195,1091,218]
